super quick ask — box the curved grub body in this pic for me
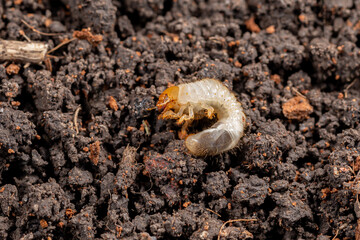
[157,78,246,157]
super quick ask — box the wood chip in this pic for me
[108,96,118,111]
[266,25,275,34]
[282,96,313,121]
[89,141,100,165]
[245,16,261,33]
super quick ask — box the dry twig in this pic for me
[0,40,48,63]
[205,208,221,218]
[21,19,61,36]
[73,106,81,134]
[344,79,358,98]
[217,218,257,240]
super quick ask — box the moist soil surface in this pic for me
[1,0,360,239]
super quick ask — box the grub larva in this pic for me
[157,78,246,157]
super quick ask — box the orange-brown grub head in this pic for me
[156,86,179,112]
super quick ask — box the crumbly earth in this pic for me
[0,0,360,239]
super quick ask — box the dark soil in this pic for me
[0,0,360,239]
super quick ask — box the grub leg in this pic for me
[177,105,194,124]
[200,103,215,119]
[160,105,187,120]
[178,120,192,139]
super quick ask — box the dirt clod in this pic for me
[6,63,20,75]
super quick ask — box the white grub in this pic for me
[157,78,246,157]
[0,40,48,64]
